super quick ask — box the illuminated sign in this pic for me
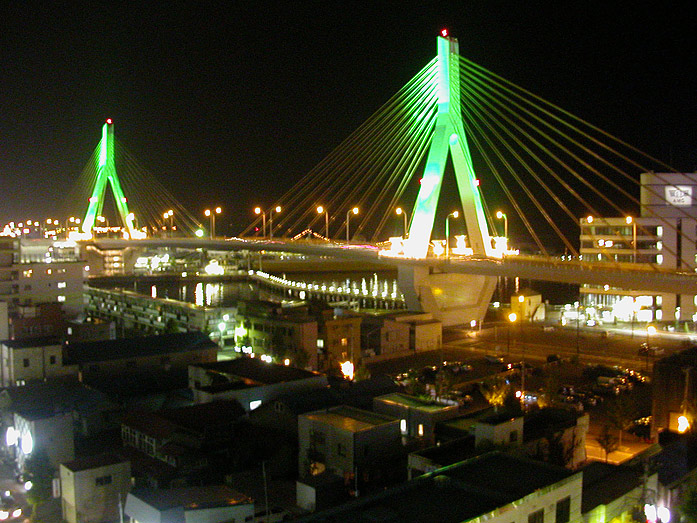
[665,185,692,206]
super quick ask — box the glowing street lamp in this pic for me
[269,205,281,239]
[445,211,459,257]
[317,206,329,238]
[496,211,508,239]
[346,207,358,244]
[340,360,355,381]
[395,207,409,238]
[626,216,637,263]
[254,207,267,237]
[507,312,517,354]
[204,207,222,239]
[163,210,174,236]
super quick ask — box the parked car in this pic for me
[0,492,22,522]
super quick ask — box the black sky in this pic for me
[1,2,696,233]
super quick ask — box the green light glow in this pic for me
[82,121,135,236]
[407,35,492,258]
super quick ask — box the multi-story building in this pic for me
[579,172,697,323]
[60,453,131,523]
[0,336,76,387]
[0,238,86,318]
[297,406,401,491]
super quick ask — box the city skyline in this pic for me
[1,3,696,232]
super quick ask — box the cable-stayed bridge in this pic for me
[70,31,697,326]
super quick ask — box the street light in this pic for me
[254,207,266,237]
[317,206,329,238]
[163,210,174,236]
[626,216,637,263]
[445,211,459,258]
[346,207,358,244]
[204,207,222,239]
[507,312,517,354]
[395,207,409,238]
[269,206,281,239]
[496,211,508,239]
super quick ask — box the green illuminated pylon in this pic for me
[408,35,492,259]
[81,120,136,236]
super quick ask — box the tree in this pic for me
[605,394,639,447]
[596,424,618,463]
[480,377,510,412]
[680,483,697,523]
[24,448,55,520]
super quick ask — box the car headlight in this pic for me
[11,508,20,518]
[0,509,9,520]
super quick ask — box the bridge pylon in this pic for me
[81,119,137,237]
[399,33,497,327]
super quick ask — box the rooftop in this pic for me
[1,336,62,348]
[296,452,576,523]
[303,405,397,432]
[581,461,644,512]
[131,485,253,511]
[62,452,128,473]
[375,393,456,413]
[193,356,322,386]
[64,331,217,364]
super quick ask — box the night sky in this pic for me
[1,2,696,234]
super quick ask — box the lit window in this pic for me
[341,338,348,346]
[23,270,32,278]
[657,226,663,237]
[57,282,66,289]
[46,269,52,275]
[250,400,262,410]
[400,419,407,434]
[57,295,66,302]
[656,254,663,265]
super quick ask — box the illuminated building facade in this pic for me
[580,172,697,323]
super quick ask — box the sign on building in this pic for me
[665,185,693,206]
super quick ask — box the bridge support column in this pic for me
[398,265,496,327]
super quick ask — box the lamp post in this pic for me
[269,206,281,239]
[646,324,657,371]
[507,312,517,354]
[496,211,508,240]
[204,207,221,239]
[317,206,329,238]
[254,207,266,237]
[346,207,358,244]
[445,211,459,258]
[395,207,409,238]
[626,216,637,263]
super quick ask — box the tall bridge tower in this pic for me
[81,119,137,237]
[399,32,497,326]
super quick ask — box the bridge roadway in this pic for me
[88,237,697,295]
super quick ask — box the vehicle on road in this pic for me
[485,355,504,364]
[0,492,22,522]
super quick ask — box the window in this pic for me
[417,424,424,437]
[400,419,407,434]
[510,430,518,443]
[49,355,57,365]
[556,497,570,523]
[23,359,30,368]
[57,295,66,303]
[528,508,544,523]
[95,475,112,486]
[57,282,66,289]
[250,400,262,410]
[337,443,346,457]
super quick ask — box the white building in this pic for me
[125,485,254,523]
[0,238,86,318]
[580,172,697,323]
[61,453,131,523]
[0,337,77,387]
